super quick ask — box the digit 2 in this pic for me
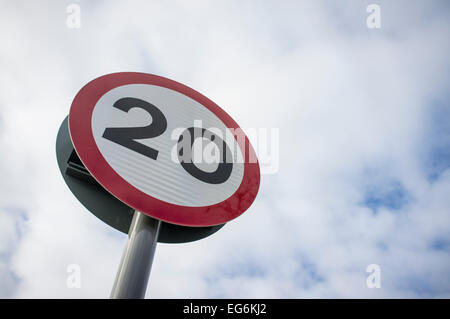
[102,97,167,160]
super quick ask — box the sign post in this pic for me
[58,72,260,298]
[110,211,161,299]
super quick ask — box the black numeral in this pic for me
[103,98,233,184]
[102,97,167,160]
[177,127,233,184]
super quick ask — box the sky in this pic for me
[0,0,449,298]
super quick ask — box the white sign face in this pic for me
[91,84,244,207]
[69,72,260,227]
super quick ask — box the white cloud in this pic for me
[0,0,449,298]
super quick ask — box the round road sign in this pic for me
[69,72,260,227]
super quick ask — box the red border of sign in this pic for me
[69,72,260,227]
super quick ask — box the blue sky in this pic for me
[0,0,449,298]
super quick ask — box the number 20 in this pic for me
[102,97,232,184]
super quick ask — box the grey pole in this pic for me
[110,210,161,299]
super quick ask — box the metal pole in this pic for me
[110,210,161,299]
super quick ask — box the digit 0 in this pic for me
[177,127,233,184]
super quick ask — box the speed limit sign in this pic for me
[69,72,260,227]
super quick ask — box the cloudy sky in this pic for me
[0,0,449,298]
